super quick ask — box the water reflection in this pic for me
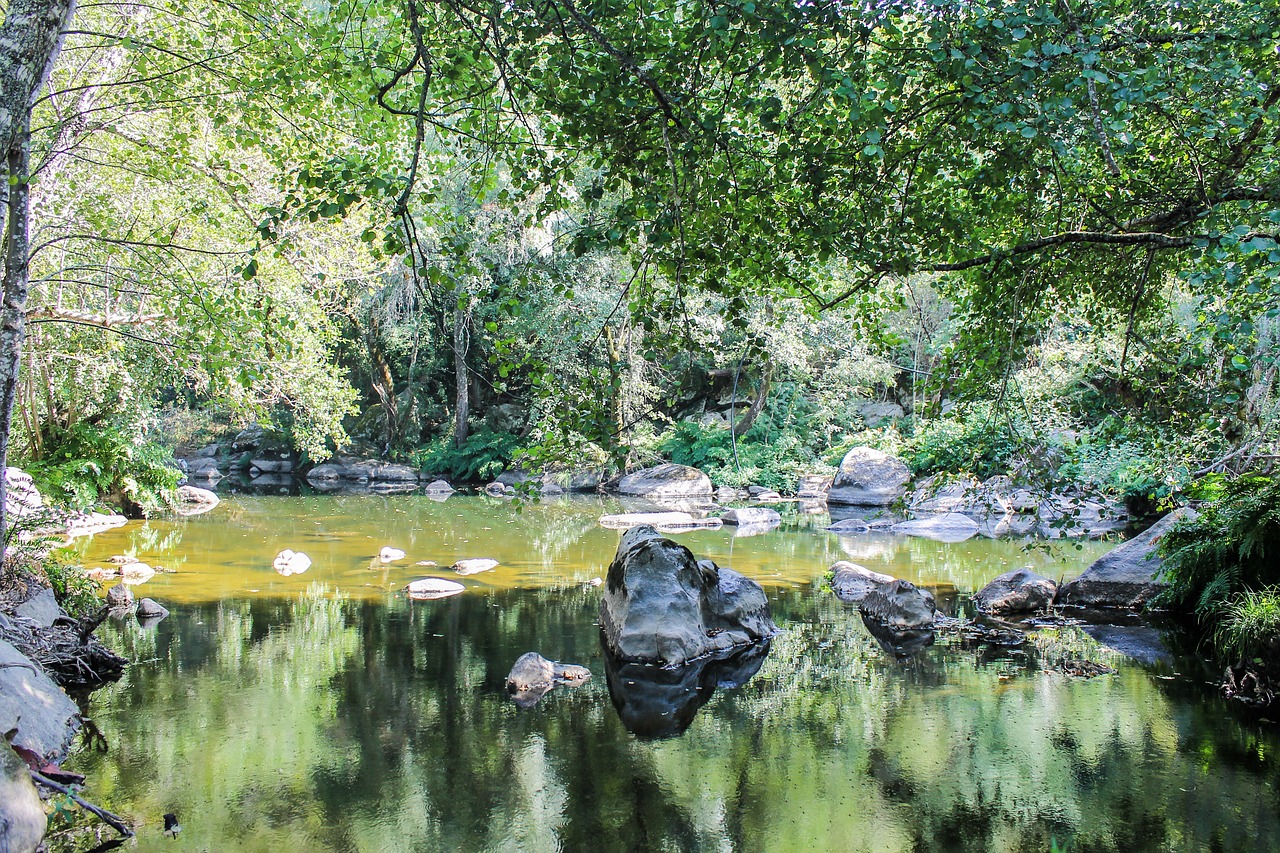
[603,641,772,739]
[57,580,1280,853]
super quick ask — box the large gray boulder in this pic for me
[0,640,80,761]
[827,447,911,506]
[600,526,777,666]
[860,580,937,630]
[13,589,60,629]
[612,464,713,499]
[1056,508,1196,608]
[891,512,981,543]
[973,568,1057,615]
[0,742,45,853]
[829,561,895,604]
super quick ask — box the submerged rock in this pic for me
[406,578,465,599]
[611,464,713,499]
[453,558,498,575]
[826,518,871,535]
[119,562,155,585]
[827,447,911,507]
[891,512,980,543]
[1056,508,1195,608]
[598,511,722,532]
[861,616,936,661]
[505,652,591,708]
[599,526,778,666]
[829,561,896,604]
[973,568,1057,615]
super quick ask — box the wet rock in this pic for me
[611,463,713,499]
[0,640,80,761]
[859,579,936,631]
[64,512,128,538]
[183,456,224,481]
[453,558,498,575]
[1056,508,1196,608]
[379,547,406,563]
[891,512,980,543]
[249,457,294,475]
[715,486,747,502]
[721,507,781,526]
[826,518,871,535]
[599,526,777,666]
[307,457,419,486]
[119,562,155,585]
[827,447,911,507]
[0,741,45,853]
[973,568,1057,615]
[406,578,465,599]
[423,479,455,494]
[598,511,722,532]
[796,474,832,498]
[136,598,170,621]
[273,550,312,576]
[105,583,133,610]
[829,561,895,604]
[603,640,771,738]
[175,484,220,516]
[484,481,513,497]
[505,652,591,708]
[540,482,566,497]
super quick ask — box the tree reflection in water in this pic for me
[63,582,1280,853]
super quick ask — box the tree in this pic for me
[1,0,79,534]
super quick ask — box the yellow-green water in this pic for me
[49,496,1280,852]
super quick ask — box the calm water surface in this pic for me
[54,495,1280,852]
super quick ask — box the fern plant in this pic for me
[1155,476,1280,663]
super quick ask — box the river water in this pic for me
[54,495,1280,852]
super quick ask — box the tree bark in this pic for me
[1,121,33,538]
[453,297,469,447]
[0,0,78,538]
[732,360,772,437]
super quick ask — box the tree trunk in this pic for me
[1,121,33,538]
[0,0,79,538]
[732,360,772,437]
[365,310,398,454]
[453,298,469,447]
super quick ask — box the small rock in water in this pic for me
[506,652,591,708]
[453,558,498,575]
[415,560,437,567]
[136,598,170,621]
[379,546,407,563]
[119,562,155,585]
[586,577,603,587]
[407,577,465,600]
[273,549,312,576]
[106,583,134,610]
[85,567,118,581]
[108,554,139,566]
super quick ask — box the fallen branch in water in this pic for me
[29,770,134,840]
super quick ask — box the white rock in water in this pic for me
[379,547,407,563]
[273,549,312,576]
[453,558,498,575]
[407,577,466,599]
[119,562,155,585]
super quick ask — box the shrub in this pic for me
[900,407,1020,479]
[415,430,523,483]
[23,420,181,515]
[1155,476,1280,661]
[658,422,826,491]
[1214,587,1280,665]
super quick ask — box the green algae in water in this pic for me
[52,497,1280,852]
